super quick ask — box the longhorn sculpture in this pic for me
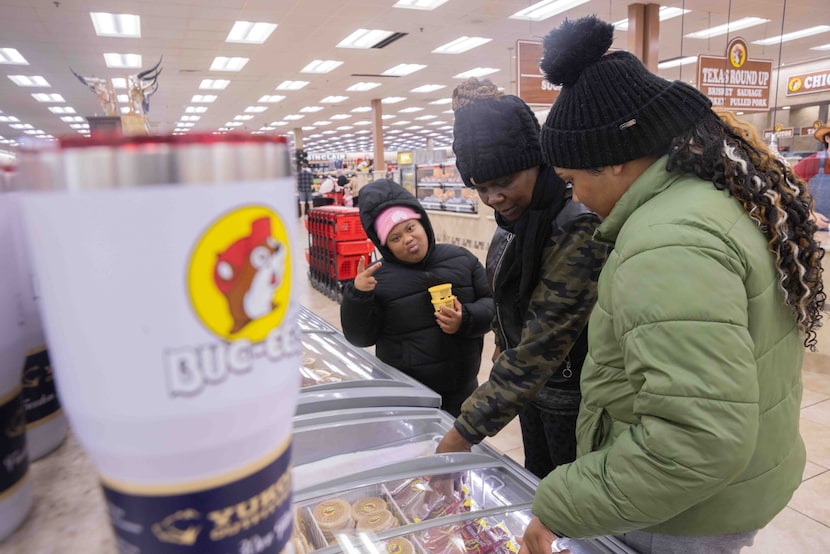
[128,56,163,115]
[70,68,117,116]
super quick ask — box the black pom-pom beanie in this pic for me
[540,15,712,169]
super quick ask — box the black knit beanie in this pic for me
[452,78,543,187]
[540,15,712,169]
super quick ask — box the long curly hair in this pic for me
[666,109,825,348]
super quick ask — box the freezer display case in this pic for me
[297,307,442,414]
[415,164,478,214]
[291,407,635,554]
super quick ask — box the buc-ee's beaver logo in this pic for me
[164,206,298,397]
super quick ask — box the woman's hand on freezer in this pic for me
[435,296,462,334]
[518,517,570,554]
[353,258,381,292]
[436,427,473,454]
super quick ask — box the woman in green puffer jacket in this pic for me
[520,16,826,554]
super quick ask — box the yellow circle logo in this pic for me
[187,206,291,342]
[788,77,803,92]
[727,39,747,69]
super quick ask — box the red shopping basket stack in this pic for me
[306,205,375,302]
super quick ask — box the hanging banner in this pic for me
[697,38,772,112]
[786,69,830,96]
[516,40,561,106]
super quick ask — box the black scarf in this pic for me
[493,165,569,316]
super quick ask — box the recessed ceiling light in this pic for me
[8,123,31,129]
[313,121,332,126]
[393,0,449,9]
[614,6,690,31]
[415,115,437,120]
[398,107,424,113]
[180,115,200,122]
[284,114,304,120]
[454,67,500,79]
[48,107,75,114]
[199,80,230,90]
[177,122,195,127]
[382,64,426,77]
[90,12,141,38]
[226,21,277,44]
[245,106,268,113]
[382,97,407,104]
[686,17,769,39]
[351,106,372,113]
[510,0,590,22]
[104,53,142,69]
[271,121,289,126]
[8,75,49,87]
[258,95,286,103]
[0,116,20,122]
[300,106,324,113]
[301,60,344,74]
[234,115,254,121]
[410,84,445,93]
[302,126,317,131]
[0,48,28,65]
[276,80,309,91]
[31,93,65,103]
[382,115,396,120]
[321,96,349,104]
[392,120,412,125]
[430,98,453,105]
[186,106,208,114]
[330,114,352,120]
[191,94,218,103]
[347,82,381,92]
[60,116,84,122]
[658,56,698,69]
[338,29,395,49]
[432,37,492,54]
[225,122,244,127]
[752,25,830,46]
[210,57,249,72]
[111,78,128,89]
[812,43,830,51]
[354,120,372,126]
[117,94,129,103]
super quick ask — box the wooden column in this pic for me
[627,3,661,72]
[292,127,303,150]
[371,98,384,171]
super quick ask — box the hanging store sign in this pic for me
[763,126,794,140]
[516,40,561,106]
[785,69,830,96]
[697,38,772,112]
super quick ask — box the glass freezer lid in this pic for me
[299,331,399,389]
[292,504,632,554]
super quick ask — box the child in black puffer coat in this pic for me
[339,179,494,416]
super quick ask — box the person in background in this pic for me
[520,16,825,554]
[340,179,494,416]
[296,164,314,217]
[435,77,607,479]
[794,122,830,229]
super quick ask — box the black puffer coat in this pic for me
[340,180,494,397]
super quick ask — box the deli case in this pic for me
[291,406,635,554]
[415,163,478,214]
[297,307,442,415]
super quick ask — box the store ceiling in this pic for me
[0,0,828,156]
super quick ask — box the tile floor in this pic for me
[297,221,830,552]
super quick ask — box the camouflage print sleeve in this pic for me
[453,214,608,444]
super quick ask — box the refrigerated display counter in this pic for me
[297,307,442,415]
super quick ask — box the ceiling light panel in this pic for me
[185,106,208,114]
[351,106,372,113]
[300,106,324,113]
[510,0,590,22]
[90,12,141,38]
[454,67,500,79]
[752,25,830,46]
[111,78,127,89]
[321,96,349,104]
[432,36,492,54]
[430,98,452,105]
[259,95,286,103]
[104,53,142,69]
[347,82,381,92]
[686,17,769,39]
[31,93,65,103]
[0,48,28,65]
[226,21,277,44]
[614,6,690,31]
[658,56,698,69]
[60,116,84,122]
[117,94,129,103]
[301,60,343,73]
[276,80,309,90]
[393,0,449,9]
[410,84,445,93]
[337,29,395,49]
[234,115,254,121]
[8,75,49,87]
[48,107,75,114]
[382,64,426,77]
[199,80,230,90]
[0,116,20,122]
[210,57,249,72]
[245,106,268,113]
[191,94,218,102]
